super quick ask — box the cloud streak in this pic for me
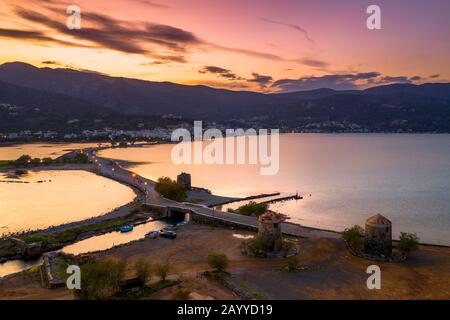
[131,0,171,9]
[5,4,327,67]
[198,66,273,89]
[247,73,273,88]
[199,66,242,80]
[261,18,315,45]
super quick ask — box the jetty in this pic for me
[260,193,303,204]
[211,192,281,207]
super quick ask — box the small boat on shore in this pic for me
[119,225,134,233]
[176,221,187,227]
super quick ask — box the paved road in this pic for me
[88,148,340,240]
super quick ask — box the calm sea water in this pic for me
[99,134,450,245]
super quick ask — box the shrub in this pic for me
[397,232,419,255]
[155,263,170,282]
[208,252,229,272]
[31,158,41,167]
[74,259,126,300]
[281,239,295,257]
[342,225,364,252]
[155,177,186,201]
[74,153,89,163]
[42,157,53,166]
[246,235,269,256]
[237,201,268,216]
[285,255,299,270]
[134,258,151,285]
[13,155,32,167]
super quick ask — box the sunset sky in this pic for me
[0,0,449,92]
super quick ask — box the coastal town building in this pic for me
[177,172,192,190]
[364,214,392,256]
[257,211,285,252]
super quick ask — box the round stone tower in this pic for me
[364,214,392,256]
[258,212,285,252]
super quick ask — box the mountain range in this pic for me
[0,62,449,132]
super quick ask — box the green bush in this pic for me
[155,177,186,201]
[74,259,126,300]
[208,252,229,272]
[342,225,364,252]
[31,158,41,167]
[281,239,295,257]
[155,263,170,281]
[134,258,151,285]
[397,232,419,255]
[246,235,269,256]
[13,155,32,167]
[0,160,11,168]
[42,157,53,166]
[237,201,268,216]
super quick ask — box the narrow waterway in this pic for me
[0,216,188,278]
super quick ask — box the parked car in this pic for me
[159,230,177,239]
[145,231,159,239]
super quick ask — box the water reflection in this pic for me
[99,134,450,245]
[0,142,100,160]
[233,234,254,240]
[0,216,189,277]
[0,257,42,278]
[63,216,188,255]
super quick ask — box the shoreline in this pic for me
[1,142,449,249]
[1,132,450,146]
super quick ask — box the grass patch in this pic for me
[236,279,268,300]
[27,265,41,275]
[20,213,142,246]
[236,201,268,216]
[20,234,50,244]
[0,160,10,168]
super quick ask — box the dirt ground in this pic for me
[0,223,449,300]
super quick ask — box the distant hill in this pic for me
[0,62,449,132]
[0,62,269,118]
[0,79,107,115]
